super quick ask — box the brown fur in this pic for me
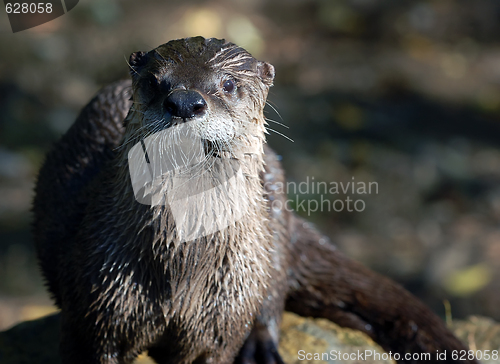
[33,37,477,364]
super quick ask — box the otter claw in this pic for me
[235,325,285,364]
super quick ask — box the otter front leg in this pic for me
[60,314,137,364]
[59,306,155,364]
[235,322,284,364]
[285,216,478,364]
[235,253,288,364]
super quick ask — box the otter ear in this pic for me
[128,51,148,79]
[257,61,275,87]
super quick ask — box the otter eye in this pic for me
[223,79,235,93]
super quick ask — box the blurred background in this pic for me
[1,0,500,332]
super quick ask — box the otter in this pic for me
[33,37,477,364]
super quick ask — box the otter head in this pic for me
[127,37,275,156]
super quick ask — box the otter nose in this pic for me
[164,90,207,119]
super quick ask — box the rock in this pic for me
[0,313,60,364]
[452,316,500,364]
[279,312,392,364]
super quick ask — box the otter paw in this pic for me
[234,325,285,364]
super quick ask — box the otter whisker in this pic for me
[114,121,158,151]
[267,128,294,143]
[265,101,283,121]
[265,117,289,129]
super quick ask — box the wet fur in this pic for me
[33,37,477,364]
